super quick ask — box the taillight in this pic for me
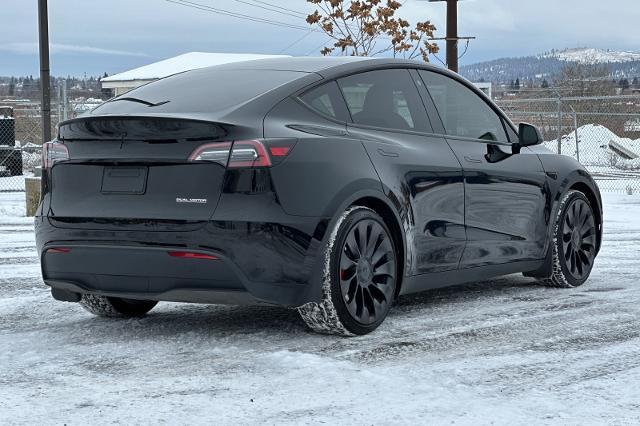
[46,247,71,254]
[188,139,295,168]
[167,251,218,260]
[228,140,270,168]
[42,141,69,169]
[188,142,232,166]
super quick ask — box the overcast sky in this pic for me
[1,0,639,77]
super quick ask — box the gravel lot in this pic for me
[1,191,639,425]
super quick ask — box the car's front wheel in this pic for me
[79,294,158,318]
[298,206,398,335]
[542,190,598,288]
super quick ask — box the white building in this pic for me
[473,82,493,99]
[101,52,290,96]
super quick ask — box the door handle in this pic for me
[377,148,399,157]
[464,155,482,163]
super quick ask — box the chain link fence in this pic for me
[2,88,640,193]
[0,104,48,193]
[496,94,640,194]
[0,91,100,192]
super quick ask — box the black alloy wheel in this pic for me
[339,218,396,325]
[560,197,597,281]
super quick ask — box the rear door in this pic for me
[418,70,548,267]
[334,69,466,275]
[50,117,231,227]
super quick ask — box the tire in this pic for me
[541,190,598,288]
[79,294,158,318]
[298,206,398,336]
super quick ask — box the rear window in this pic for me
[93,68,309,115]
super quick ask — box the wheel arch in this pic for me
[321,187,407,299]
[348,195,406,298]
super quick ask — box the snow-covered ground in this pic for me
[543,124,640,169]
[1,192,640,425]
[541,124,640,192]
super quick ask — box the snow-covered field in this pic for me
[1,192,640,425]
[543,47,640,64]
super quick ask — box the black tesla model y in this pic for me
[35,57,602,335]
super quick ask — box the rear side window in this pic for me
[419,70,508,142]
[299,81,351,122]
[337,69,432,132]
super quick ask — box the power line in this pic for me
[279,30,314,54]
[226,0,307,19]
[304,37,332,56]
[167,0,428,58]
[165,0,313,31]
[245,0,308,18]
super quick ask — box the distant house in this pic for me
[625,118,640,132]
[100,52,290,96]
[473,82,492,99]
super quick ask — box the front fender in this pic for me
[536,152,603,255]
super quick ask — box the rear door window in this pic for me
[337,69,432,133]
[299,81,351,122]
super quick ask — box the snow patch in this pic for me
[0,192,26,218]
[543,124,640,169]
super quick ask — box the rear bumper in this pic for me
[36,215,329,307]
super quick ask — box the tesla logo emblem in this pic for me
[176,197,207,204]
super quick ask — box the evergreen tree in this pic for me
[514,78,521,90]
[541,79,549,88]
[619,78,630,92]
[633,77,639,88]
[8,77,16,96]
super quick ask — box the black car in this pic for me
[36,57,602,335]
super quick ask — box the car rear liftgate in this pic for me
[47,117,233,225]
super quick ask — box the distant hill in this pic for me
[460,48,640,84]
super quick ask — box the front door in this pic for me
[418,70,548,268]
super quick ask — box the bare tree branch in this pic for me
[307,0,438,61]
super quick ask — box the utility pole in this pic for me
[38,0,52,143]
[428,0,473,73]
[445,0,458,73]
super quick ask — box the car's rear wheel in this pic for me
[80,294,158,318]
[298,206,398,335]
[542,190,597,288]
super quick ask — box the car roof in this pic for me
[202,56,443,76]
[77,57,458,126]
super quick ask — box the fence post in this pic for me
[56,83,61,125]
[574,112,580,163]
[62,79,68,121]
[556,97,562,155]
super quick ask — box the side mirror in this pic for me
[518,122,543,147]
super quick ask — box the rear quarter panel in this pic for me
[264,97,384,218]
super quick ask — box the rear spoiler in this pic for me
[58,115,230,142]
